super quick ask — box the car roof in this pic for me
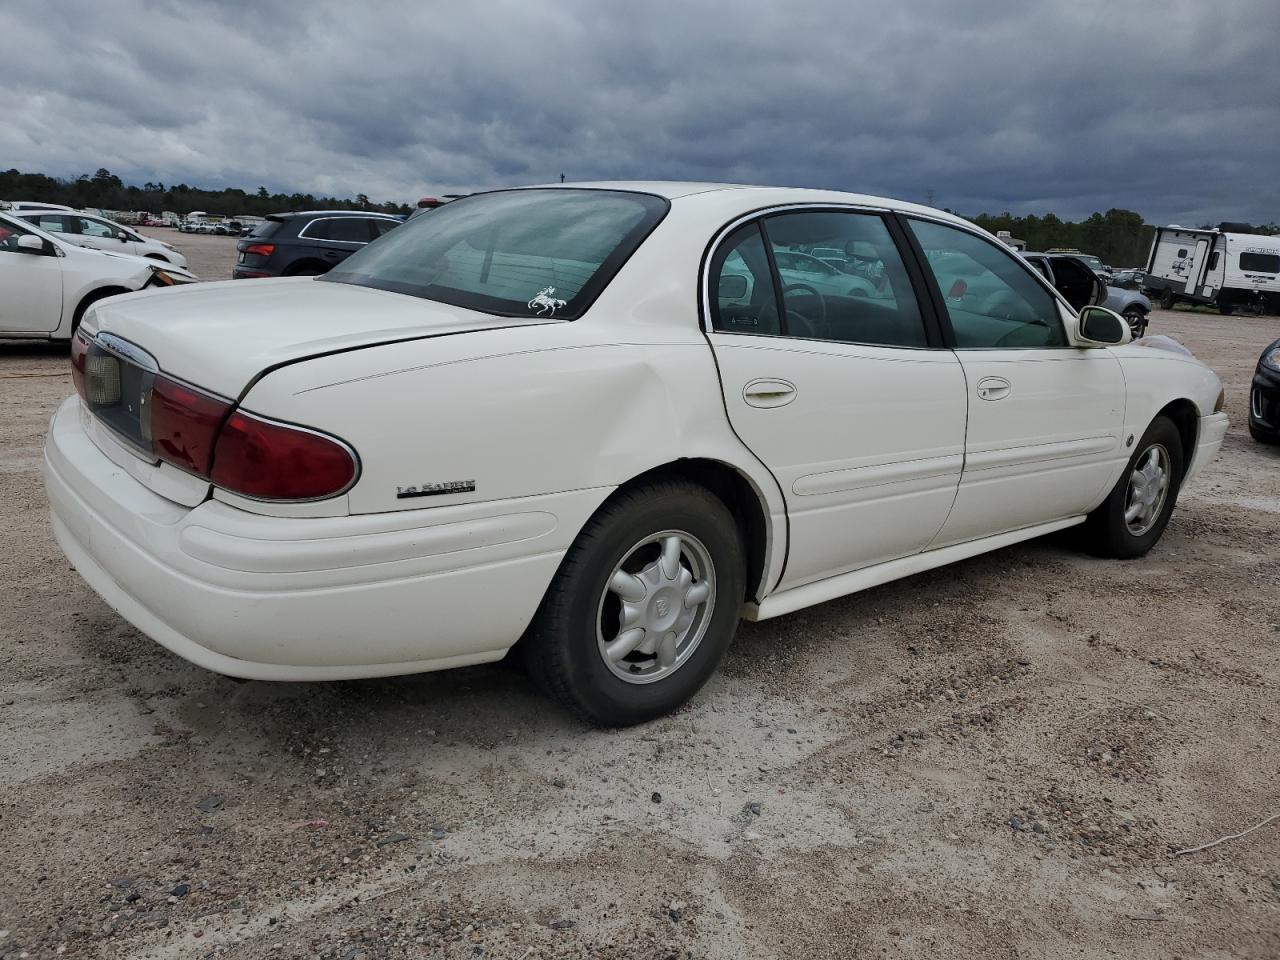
[513,181,975,228]
[272,210,401,220]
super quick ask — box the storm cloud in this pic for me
[2,0,1278,223]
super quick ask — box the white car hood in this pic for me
[85,277,553,398]
[64,241,196,277]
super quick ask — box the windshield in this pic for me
[322,189,668,319]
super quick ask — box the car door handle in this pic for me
[976,377,1012,401]
[743,379,797,408]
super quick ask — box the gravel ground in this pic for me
[1,234,1278,959]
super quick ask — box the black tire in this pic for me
[1082,416,1184,559]
[69,288,126,339]
[1218,301,1234,316]
[523,480,745,726]
[1123,308,1147,338]
[1159,288,1176,310]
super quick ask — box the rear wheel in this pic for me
[1082,416,1183,558]
[523,481,745,726]
[1218,301,1235,316]
[1159,288,1176,310]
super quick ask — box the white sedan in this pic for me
[14,210,188,269]
[0,211,196,341]
[43,183,1228,725]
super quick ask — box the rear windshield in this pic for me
[1240,251,1280,274]
[251,219,284,239]
[321,189,669,320]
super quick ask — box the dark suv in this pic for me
[233,211,402,279]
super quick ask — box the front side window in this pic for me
[323,189,668,320]
[910,219,1066,349]
[1240,251,1280,274]
[0,217,36,253]
[77,217,116,239]
[762,211,927,347]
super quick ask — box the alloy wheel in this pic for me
[1125,444,1171,536]
[596,530,716,685]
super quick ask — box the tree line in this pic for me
[0,168,412,218]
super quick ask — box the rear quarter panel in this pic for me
[235,321,788,588]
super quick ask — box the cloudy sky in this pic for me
[2,0,1278,224]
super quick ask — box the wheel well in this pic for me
[72,286,130,333]
[614,459,771,602]
[1155,399,1198,478]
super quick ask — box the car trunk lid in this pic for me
[85,277,553,399]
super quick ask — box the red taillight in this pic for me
[211,412,358,501]
[150,376,232,476]
[70,330,89,400]
[244,243,275,257]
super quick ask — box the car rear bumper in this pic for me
[44,396,600,681]
[1184,412,1230,484]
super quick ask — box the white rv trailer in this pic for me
[1144,225,1280,315]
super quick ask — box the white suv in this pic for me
[16,211,188,269]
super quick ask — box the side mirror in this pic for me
[718,274,748,300]
[1077,305,1128,346]
[117,231,129,242]
[16,234,47,255]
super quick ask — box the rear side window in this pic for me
[910,219,1066,349]
[761,211,927,348]
[327,218,373,243]
[710,223,780,336]
[370,218,399,237]
[251,219,283,239]
[323,189,669,320]
[1240,252,1280,273]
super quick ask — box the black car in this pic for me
[233,210,402,278]
[1249,337,1280,443]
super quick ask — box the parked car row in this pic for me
[41,183,1231,726]
[0,210,196,340]
[13,209,188,269]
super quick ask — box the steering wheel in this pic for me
[779,282,827,337]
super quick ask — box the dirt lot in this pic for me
[1,236,1278,959]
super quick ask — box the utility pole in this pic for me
[560,173,565,183]
[925,188,936,208]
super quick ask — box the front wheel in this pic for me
[1123,308,1148,338]
[1160,288,1176,310]
[1082,416,1183,558]
[523,481,745,726]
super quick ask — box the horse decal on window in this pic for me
[528,287,567,316]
